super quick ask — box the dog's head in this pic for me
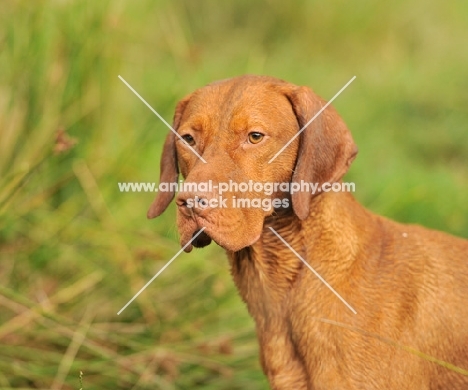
[148,75,357,252]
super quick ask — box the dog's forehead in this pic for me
[182,76,294,130]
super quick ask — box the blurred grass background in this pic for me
[0,0,467,388]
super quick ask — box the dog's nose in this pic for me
[176,192,214,217]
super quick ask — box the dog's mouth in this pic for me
[179,212,263,253]
[182,223,213,253]
[192,229,212,249]
[183,226,261,253]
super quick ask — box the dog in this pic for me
[147,75,468,389]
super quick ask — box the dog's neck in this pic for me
[226,191,377,316]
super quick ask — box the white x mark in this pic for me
[268,76,356,164]
[118,75,206,163]
[269,227,357,314]
[117,228,207,315]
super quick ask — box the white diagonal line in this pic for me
[118,75,207,163]
[117,227,206,315]
[268,76,356,164]
[268,227,357,314]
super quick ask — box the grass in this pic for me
[0,0,467,388]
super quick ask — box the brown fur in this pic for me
[148,75,468,389]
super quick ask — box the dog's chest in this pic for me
[227,240,304,316]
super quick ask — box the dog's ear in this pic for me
[281,85,358,220]
[147,95,192,219]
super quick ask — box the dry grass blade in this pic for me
[51,310,94,390]
[0,271,103,340]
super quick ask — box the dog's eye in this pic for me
[181,134,195,146]
[248,132,264,144]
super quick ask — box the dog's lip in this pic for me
[182,218,211,252]
[183,228,261,253]
[192,229,212,249]
[182,230,212,253]
[180,215,262,252]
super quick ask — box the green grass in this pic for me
[0,0,467,388]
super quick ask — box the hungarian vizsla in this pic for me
[148,75,468,389]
